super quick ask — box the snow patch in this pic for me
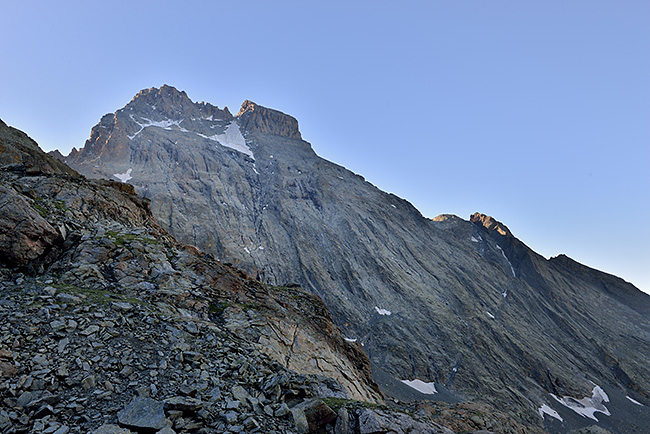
[114,168,133,183]
[375,307,391,316]
[626,396,644,406]
[538,404,563,422]
[486,311,495,319]
[551,385,611,421]
[400,379,437,395]
[197,121,254,159]
[471,236,480,243]
[344,338,357,343]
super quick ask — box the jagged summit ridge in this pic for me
[65,86,302,172]
[127,85,234,122]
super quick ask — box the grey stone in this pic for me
[231,385,249,403]
[226,400,240,410]
[184,322,198,334]
[50,320,66,331]
[117,396,167,430]
[163,396,203,411]
[112,302,133,311]
[290,399,336,434]
[81,325,100,336]
[334,407,350,434]
[224,410,238,424]
[16,391,33,408]
[57,337,69,353]
[275,402,290,417]
[81,375,96,390]
[181,351,202,363]
[358,408,383,434]
[92,425,134,434]
[55,293,80,304]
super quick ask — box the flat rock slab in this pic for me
[117,396,167,430]
[163,396,203,411]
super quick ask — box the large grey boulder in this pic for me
[290,398,337,433]
[117,396,167,431]
[0,184,61,266]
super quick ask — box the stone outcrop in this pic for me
[236,100,302,139]
[0,119,76,176]
[62,86,650,434]
[0,183,61,267]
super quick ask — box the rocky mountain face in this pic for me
[0,118,410,432]
[0,118,554,434]
[62,85,650,434]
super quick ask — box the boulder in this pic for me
[117,396,167,430]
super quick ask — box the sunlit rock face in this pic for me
[65,86,650,433]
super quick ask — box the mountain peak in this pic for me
[126,85,197,118]
[236,100,302,139]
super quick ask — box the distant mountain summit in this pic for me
[64,85,650,434]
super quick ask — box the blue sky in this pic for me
[1,1,649,293]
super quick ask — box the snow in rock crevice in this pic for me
[114,168,133,183]
[626,396,644,406]
[374,307,391,316]
[400,379,437,395]
[496,244,516,277]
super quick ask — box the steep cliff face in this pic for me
[64,86,650,433]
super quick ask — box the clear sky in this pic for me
[1,1,648,293]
